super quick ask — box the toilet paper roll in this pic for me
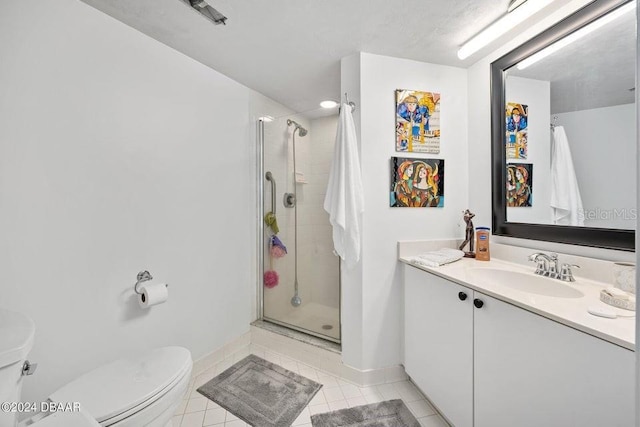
[138,283,168,308]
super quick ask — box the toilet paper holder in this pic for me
[134,270,168,295]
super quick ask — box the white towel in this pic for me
[409,248,465,268]
[324,103,364,268]
[550,126,584,226]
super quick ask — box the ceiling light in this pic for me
[320,100,338,109]
[457,0,554,60]
[186,0,227,25]
[516,2,635,70]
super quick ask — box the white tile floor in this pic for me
[172,343,450,427]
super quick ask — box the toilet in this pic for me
[1,308,192,427]
[37,346,193,427]
[0,308,36,427]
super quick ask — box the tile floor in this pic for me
[172,343,450,427]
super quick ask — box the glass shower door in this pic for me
[261,113,340,342]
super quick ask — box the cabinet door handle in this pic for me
[458,292,468,301]
[474,298,484,309]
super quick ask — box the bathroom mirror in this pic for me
[491,0,636,251]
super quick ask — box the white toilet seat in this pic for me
[48,347,191,427]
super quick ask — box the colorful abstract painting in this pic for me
[506,102,528,159]
[390,157,444,207]
[396,89,441,153]
[507,163,533,207]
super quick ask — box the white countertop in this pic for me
[399,255,635,351]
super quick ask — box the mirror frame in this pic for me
[491,0,635,251]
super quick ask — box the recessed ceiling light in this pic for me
[320,100,338,109]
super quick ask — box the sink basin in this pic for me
[467,268,584,299]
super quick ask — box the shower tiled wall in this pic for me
[299,115,339,309]
[262,113,340,339]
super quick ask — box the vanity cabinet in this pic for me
[404,265,473,427]
[404,264,635,427]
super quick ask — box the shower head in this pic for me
[287,119,308,137]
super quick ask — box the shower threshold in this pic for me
[252,319,341,353]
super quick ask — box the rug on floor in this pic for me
[197,354,322,427]
[310,399,420,427]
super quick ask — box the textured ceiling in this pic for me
[509,9,635,114]
[81,0,576,113]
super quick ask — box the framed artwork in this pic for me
[507,163,533,207]
[390,157,444,207]
[506,102,528,159]
[396,89,441,153]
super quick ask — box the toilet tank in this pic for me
[0,308,35,427]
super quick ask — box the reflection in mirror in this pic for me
[504,2,635,230]
[491,0,636,250]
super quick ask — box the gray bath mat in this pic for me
[310,399,420,427]
[197,354,322,427]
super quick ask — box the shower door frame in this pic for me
[256,117,341,344]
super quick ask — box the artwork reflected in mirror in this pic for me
[506,102,528,159]
[507,163,533,207]
[390,157,444,207]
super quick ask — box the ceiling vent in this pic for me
[185,0,227,25]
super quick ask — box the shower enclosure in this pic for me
[258,112,340,343]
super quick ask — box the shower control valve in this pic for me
[284,193,296,208]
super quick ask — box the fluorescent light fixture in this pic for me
[258,115,274,122]
[517,2,635,70]
[457,0,554,60]
[320,100,338,109]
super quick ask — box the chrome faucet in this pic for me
[528,252,557,278]
[559,263,580,282]
[528,252,579,282]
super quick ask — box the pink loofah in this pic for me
[264,270,279,288]
[270,246,287,258]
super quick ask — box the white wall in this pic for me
[556,103,636,230]
[505,76,551,224]
[342,52,469,370]
[466,0,634,262]
[339,54,365,369]
[0,0,285,402]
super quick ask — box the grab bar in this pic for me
[265,171,276,214]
